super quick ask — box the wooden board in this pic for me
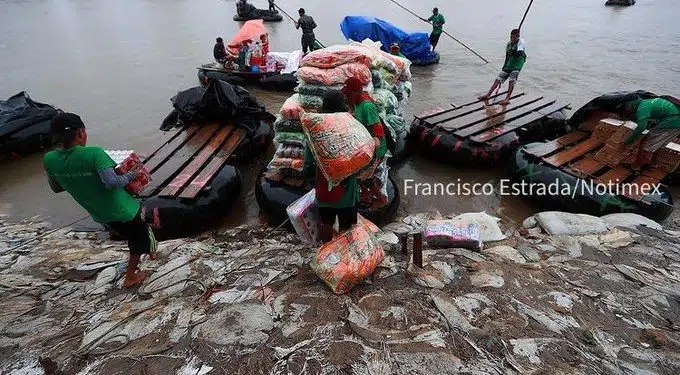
[569,157,606,177]
[543,137,603,167]
[415,90,509,120]
[433,93,528,130]
[143,126,201,173]
[178,127,247,199]
[595,167,633,186]
[157,126,234,197]
[143,126,188,164]
[623,175,661,201]
[140,124,220,197]
[524,131,589,158]
[445,95,543,134]
[468,101,568,143]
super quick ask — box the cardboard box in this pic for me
[592,118,624,141]
[106,150,151,195]
[654,142,680,173]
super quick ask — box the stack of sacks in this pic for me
[264,41,413,204]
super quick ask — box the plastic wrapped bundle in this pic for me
[371,70,383,89]
[310,216,384,294]
[297,63,372,86]
[287,189,321,244]
[268,156,304,174]
[298,94,324,110]
[373,89,399,116]
[396,81,412,101]
[301,112,375,187]
[300,45,376,69]
[274,143,305,159]
[274,132,306,147]
[379,50,409,75]
[384,114,407,135]
[297,84,343,97]
[280,94,307,120]
[424,221,482,251]
[274,116,303,133]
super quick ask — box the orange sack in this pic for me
[280,94,307,120]
[297,63,372,86]
[301,112,374,187]
[310,216,384,294]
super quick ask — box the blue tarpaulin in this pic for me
[340,16,439,65]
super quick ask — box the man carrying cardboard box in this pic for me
[44,113,157,288]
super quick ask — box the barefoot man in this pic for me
[44,113,157,288]
[480,29,526,105]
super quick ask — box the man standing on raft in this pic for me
[480,29,527,105]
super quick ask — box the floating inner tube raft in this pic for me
[410,90,569,165]
[511,142,672,222]
[233,13,283,22]
[605,0,635,6]
[255,172,401,227]
[137,121,272,240]
[411,52,440,66]
[0,92,58,161]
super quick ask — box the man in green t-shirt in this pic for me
[43,113,156,288]
[342,77,389,207]
[426,8,445,51]
[480,29,527,105]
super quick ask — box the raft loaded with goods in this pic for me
[511,91,678,221]
[198,20,299,92]
[256,41,411,225]
[110,80,274,241]
[233,0,283,22]
[0,92,59,162]
[340,16,440,66]
[410,90,570,165]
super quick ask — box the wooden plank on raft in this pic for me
[142,126,188,164]
[445,94,542,134]
[178,127,247,199]
[569,157,606,177]
[468,101,568,143]
[596,167,633,186]
[543,137,603,167]
[139,124,220,197]
[415,90,510,121]
[623,175,661,201]
[452,90,510,109]
[641,168,668,180]
[157,126,235,197]
[435,93,529,130]
[143,126,202,173]
[524,130,589,158]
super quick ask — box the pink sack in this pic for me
[300,45,375,69]
[280,94,306,120]
[297,63,372,86]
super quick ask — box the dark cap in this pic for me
[51,112,85,134]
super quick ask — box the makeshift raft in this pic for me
[0,92,59,162]
[134,122,271,240]
[511,110,674,222]
[197,64,297,92]
[410,90,570,165]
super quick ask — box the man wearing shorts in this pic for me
[44,113,157,288]
[480,29,527,105]
[426,8,445,51]
[295,8,317,55]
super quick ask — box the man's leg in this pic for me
[301,36,308,54]
[430,34,439,51]
[480,79,501,101]
[499,71,519,105]
[318,207,335,243]
[337,206,358,232]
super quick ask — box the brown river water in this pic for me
[1,0,679,230]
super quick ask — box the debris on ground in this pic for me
[2,211,680,374]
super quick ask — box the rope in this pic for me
[386,0,489,63]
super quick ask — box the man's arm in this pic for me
[311,18,317,30]
[98,168,137,190]
[47,174,64,193]
[625,101,651,145]
[295,18,301,29]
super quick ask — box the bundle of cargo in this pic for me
[256,41,404,225]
